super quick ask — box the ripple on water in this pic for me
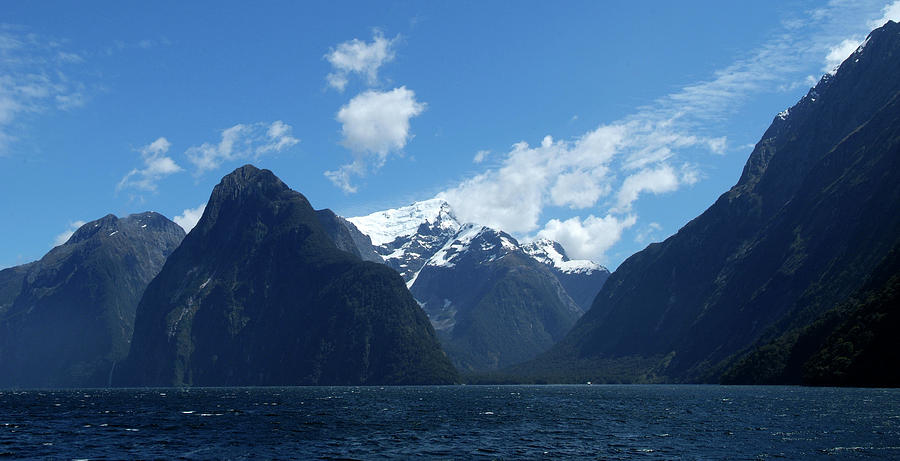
[0,385,897,458]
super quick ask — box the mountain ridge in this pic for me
[117,165,458,386]
[0,212,185,388]
[518,20,900,384]
[350,201,609,372]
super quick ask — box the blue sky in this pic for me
[2,1,898,270]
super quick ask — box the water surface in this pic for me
[1,385,898,459]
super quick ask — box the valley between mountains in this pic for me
[1,21,899,389]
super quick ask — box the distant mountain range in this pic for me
[349,200,609,371]
[518,20,900,386]
[2,22,897,390]
[0,213,184,388]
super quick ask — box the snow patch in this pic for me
[522,238,602,274]
[856,36,871,54]
[430,224,484,268]
[500,236,518,252]
[348,198,459,246]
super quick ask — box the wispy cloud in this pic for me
[118,121,299,195]
[438,1,893,262]
[186,120,299,174]
[326,87,425,193]
[324,160,365,194]
[117,137,183,192]
[103,37,171,56]
[634,222,663,245]
[0,25,89,155]
[473,150,490,164]
[325,31,398,92]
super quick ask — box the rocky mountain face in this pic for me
[315,209,383,263]
[721,241,900,387]
[117,165,457,386]
[0,213,184,388]
[350,200,609,372]
[521,239,610,311]
[523,21,900,384]
[0,263,34,319]
[409,225,587,371]
[350,199,461,281]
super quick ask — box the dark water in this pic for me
[1,385,898,459]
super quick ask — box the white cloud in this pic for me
[473,149,490,164]
[550,170,611,209]
[174,203,206,233]
[821,1,900,76]
[824,38,863,74]
[615,165,682,212]
[325,31,398,91]
[337,87,425,155]
[536,214,637,261]
[327,87,425,193]
[186,120,299,174]
[437,1,891,264]
[324,160,365,194]
[0,27,89,155]
[117,137,183,192]
[440,120,715,236]
[869,1,900,28]
[53,220,86,247]
[706,136,727,155]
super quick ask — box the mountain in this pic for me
[349,199,461,281]
[521,239,610,311]
[0,262,34,318]
[350,200,609,372]
[117,165,457,386]
[315,209,383,263]
[0,213,184,388]
[523,21,900,384]
[721,241,900,387]
[409,225,587,371]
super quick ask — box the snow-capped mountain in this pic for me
[348,199,461,281]
[348,199,605,288]
[347,199,611,372]
[521,239,603,275]
[408,225,584,371]
[348,198,459,246]
[521,239,610,311]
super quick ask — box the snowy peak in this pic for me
[429,224,519,269]
[347,198,459,246]
[348,199,606,281]
[348,199,462,282]
[521,239,605,275]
